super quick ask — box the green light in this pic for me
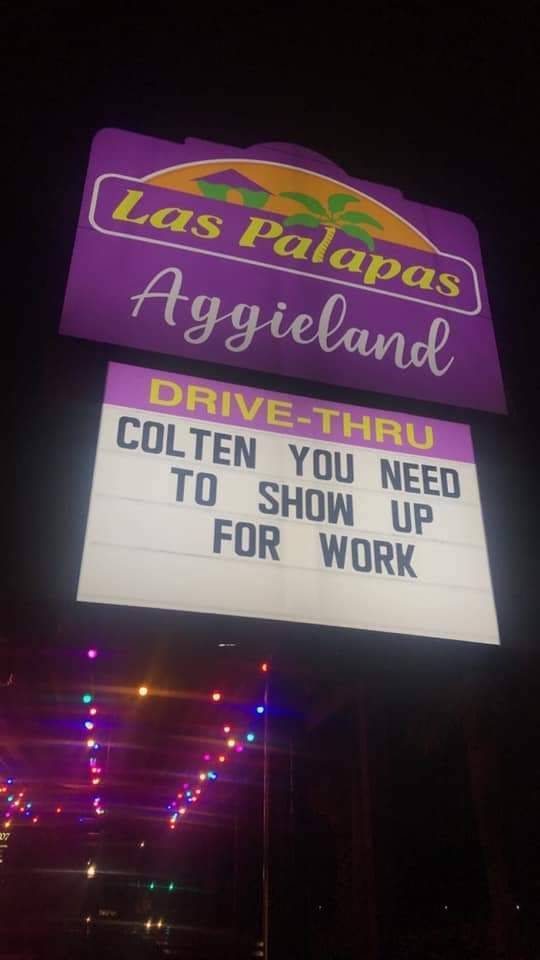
[82,693,93,704]
[148,881,155,890]
[168,882,175,892]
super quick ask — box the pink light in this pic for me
[169,822,176,830]
[177,793,183,800]
[89,707,97,716]
[87,648,98,660]
[32,817,38,824]
[235,744,244,753]
[56,807,62,814]
[223,725,231,734]
[195,788,201,796]
[183,783,189,790]
[203,753,211,761]
[179,807,186,815]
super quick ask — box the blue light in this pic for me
[246,733,255,742]
[92,743,100,751]
[207,771,217,781]
[256,705,265,715]
[6,779,13,785]
[186,790,192,798]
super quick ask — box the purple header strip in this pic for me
[104,362,474,463]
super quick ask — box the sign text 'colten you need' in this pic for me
[77,363,499,644]
[60,129,505,412]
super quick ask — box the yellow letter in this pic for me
[405,423,434,450]
[186,385,217,414]
[329,248,366,272]
[149,208,193,231]
[267,399,293,428]
[234,394,264,421]
[375,418,402,445]
[342,413,371,439]
[401,265,435,290]
[239,217,283,248]
[435,273,461,297]
[362,255,401,286]
[112,189,149,224]
[273,235,312,260]
[312,406,341,434]
[149,379,182,406]
[186,384,217,413]
[192,214,223,239]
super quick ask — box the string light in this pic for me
[203,753,211,761]
[218,755,225,763]
[246,733,255,742]
[87,649,98,660]
[256,705,265,715]
[261,662,269,672]
[138,685,148,697]
[89,707,97,716]
[82,693,93,704]
[227,738,236,748]
[223,725,231,734]
[211,691,222,702]
[84,721,94,731]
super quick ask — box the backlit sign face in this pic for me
[77,362,499,645]
[61,129,505,413]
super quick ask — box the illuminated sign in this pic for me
[60,129,505,412]
[77,362,499,645]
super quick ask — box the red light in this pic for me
[212,692,221,702]
[89,707,97,716]
[218,755,225,763]
[56,807,62,814]
[32,817,38,824]
[261,662,269,672]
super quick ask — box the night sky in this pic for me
[3,6,540,958]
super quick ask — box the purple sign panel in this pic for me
[60,129,505,412]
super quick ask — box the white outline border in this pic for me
[88,163,483,317]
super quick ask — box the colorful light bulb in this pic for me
[246,732,255,742]
[87,648,97,660]
[82,693,93,704]
[256,705,265,715]
[212,691,222,702]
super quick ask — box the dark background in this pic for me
[3,4,540,958]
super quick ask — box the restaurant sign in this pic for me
[77,362,499,645]
[60,129,505,413]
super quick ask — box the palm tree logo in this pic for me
[280,191,383,262]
